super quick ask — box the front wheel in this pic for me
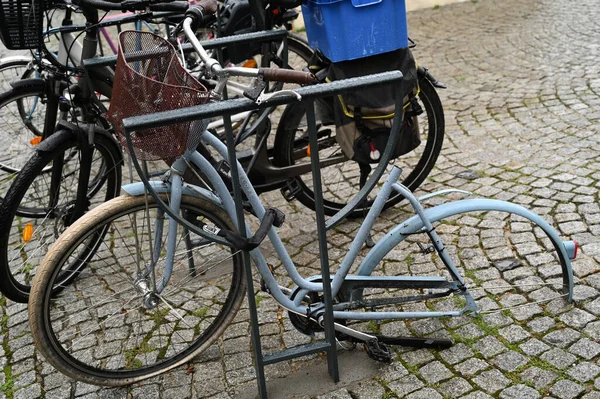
[273,77,445,217]
[29,194,246,386]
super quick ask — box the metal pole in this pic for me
[222,107,268,397]
[305,99,340,382]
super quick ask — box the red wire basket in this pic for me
[107,31,211,161]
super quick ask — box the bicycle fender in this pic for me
[1,55,32,64]
[358,198,574,301]
[34,129,77,152]
[122,181,223,207]
[417,66,447,89]
[9,78,45,91]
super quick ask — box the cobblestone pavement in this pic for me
[2,0,600,398]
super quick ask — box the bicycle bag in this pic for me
[320,47,421,165]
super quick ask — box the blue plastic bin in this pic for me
[301,0,408,62]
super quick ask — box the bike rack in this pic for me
[122,70,405,398]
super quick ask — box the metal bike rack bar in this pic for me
[83,29,289,69]
[123,71,404,398]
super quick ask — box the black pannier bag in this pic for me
[314,47,421,166]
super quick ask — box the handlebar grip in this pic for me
[185,0,217,31]
[258,68,315,85]
[259,68,315,85]
[195,0,218,14]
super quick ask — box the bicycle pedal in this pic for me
[281,180,302,202]
[364,340,393,363]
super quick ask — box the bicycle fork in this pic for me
[134,163,187,308]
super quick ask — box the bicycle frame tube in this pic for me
[197,132,425,315]
[98,27,118,55]
[58,31,83,67]
[292,167,404,306]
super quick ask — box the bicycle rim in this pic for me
[0,86,51,181]
[0,58,35,92]
[30,194,245,386]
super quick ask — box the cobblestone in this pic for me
[1,0,600,398]
[471,369,511,394]
[499,384,540,399]
[521,367,558,390]
[550,379,585,399]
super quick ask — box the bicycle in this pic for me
[0,3,196,189]
[28,6,577,386]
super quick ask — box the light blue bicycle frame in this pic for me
[122,126,576,323]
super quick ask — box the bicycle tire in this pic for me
[29,194,245,386]
[273,76,445,218]
[0,57,36,92]
[0,129,122,303]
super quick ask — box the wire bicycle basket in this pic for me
[107,30,210,161]
[0,0,46,49]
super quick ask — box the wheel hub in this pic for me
[134,274,159,309]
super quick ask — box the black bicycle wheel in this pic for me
[273,77,445,218]
[0,129,122,303]
[29,194,245,386]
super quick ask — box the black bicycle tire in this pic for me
[29,194,246,386]
[273,76,445,217]
[0,129,122,303]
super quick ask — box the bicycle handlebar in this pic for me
[183,4,315,85]
[73,0,188,12]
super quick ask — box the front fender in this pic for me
[122,181,222,207]
[9,78,45,91]
[358,198,573,301]
[35,129,76,152]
